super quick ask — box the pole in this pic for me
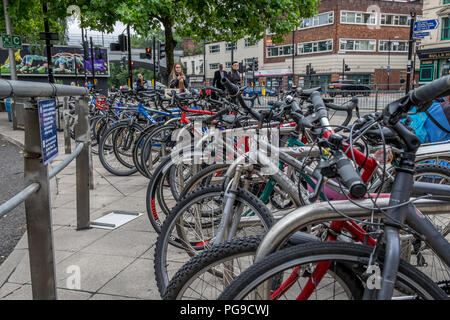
[43,2,54,83]
[89,37,96,89]
[127,25,133,89]
[388,38,391,91]
[342,59,345,80]
[203,41,206,85]
[412,40,417,89]
[405,9,416,94]
[81,27,88,85]
[2,0,17,80]
[292,29,295,89]
[153,36,156,89]
[23,99,57,299]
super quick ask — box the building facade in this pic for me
[417,0,450,83]
[180,54,204,88]
[260,0,422,90]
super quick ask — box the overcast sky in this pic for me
[67,18,136,36]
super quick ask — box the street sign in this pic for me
[38,99,59,165]
[414,20,439,32]
[387,65,391,72]
[413,31,430,39]
[1,34,22,49]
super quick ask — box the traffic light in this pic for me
[130,61,135,69]
[140,47,152,60]
[238,62,244,73]
[83,41,90,60]
[306,63,316,76]
[159,41,166,59]
[118,34,127,51]
[121,56,127,69]
[345,64,351,72]
[254,58,259,71]
[247,62,253,72]
[155,62,160,73]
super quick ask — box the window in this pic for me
[380,14,411,26]
[442,17,450,40]
[225,62,232,68]
[379,40,408,52]
[245,38,257,47]
[267,44,294,57]
[191,61,195,74]
[199,60,204,74]
[340,39,376,52]
[298,39,333,55]
[209,44,220,53]
[209,63,219,70]
[226,42,237,51]
[340,11,376,25]
[299,11,334,29]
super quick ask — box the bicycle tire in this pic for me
[154,184,274,295]
[98,121,142,176]
[218,242,448,300]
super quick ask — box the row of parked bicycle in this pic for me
[67,76,450,300]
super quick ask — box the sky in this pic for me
[67,18,136,37]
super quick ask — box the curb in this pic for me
[0,132,24,150]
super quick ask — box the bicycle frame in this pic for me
[251,185,450,300]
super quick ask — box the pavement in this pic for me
[0,112,161,300]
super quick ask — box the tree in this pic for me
[77,0,319,83]
[0,0,70,43]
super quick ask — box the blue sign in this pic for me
[38,99,58,165]
[414,20,439,32]
[414,31,430,39]
[387,65,391,72]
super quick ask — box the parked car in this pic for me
[327,80,371,97]
[243,86,277,97]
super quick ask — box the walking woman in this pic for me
[169,62,189,90]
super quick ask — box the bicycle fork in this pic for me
[214,164,244,245]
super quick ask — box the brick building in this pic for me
[258,0,423,90]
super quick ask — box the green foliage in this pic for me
[108,62,155,88]
[0,0,70,43]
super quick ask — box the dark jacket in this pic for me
[227,69,241,85]
[212,70,226,90]
[136,78,147,91]
[169,74,189,90]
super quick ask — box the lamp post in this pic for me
[387,36,399,91]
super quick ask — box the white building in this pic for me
[417,0,450,82]
[180,54,204,87]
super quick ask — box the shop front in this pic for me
[418,47,450,83]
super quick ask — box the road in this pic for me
[0,138,26,265]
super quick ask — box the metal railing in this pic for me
[0,80,91,300]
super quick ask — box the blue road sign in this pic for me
[38,99,59,165]
[414,31,430,39]
[387,65,391,72]
[414,20,439,32]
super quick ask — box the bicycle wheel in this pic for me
[219,242,447,300]
[154,184,274,295]
[163,236,263,300]
[132,123,160,178]
[98,121,143,176]
[141,124,178,178]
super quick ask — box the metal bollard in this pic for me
[23,98,57,300]
[74,96,91,230]
[63,97,72,154]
